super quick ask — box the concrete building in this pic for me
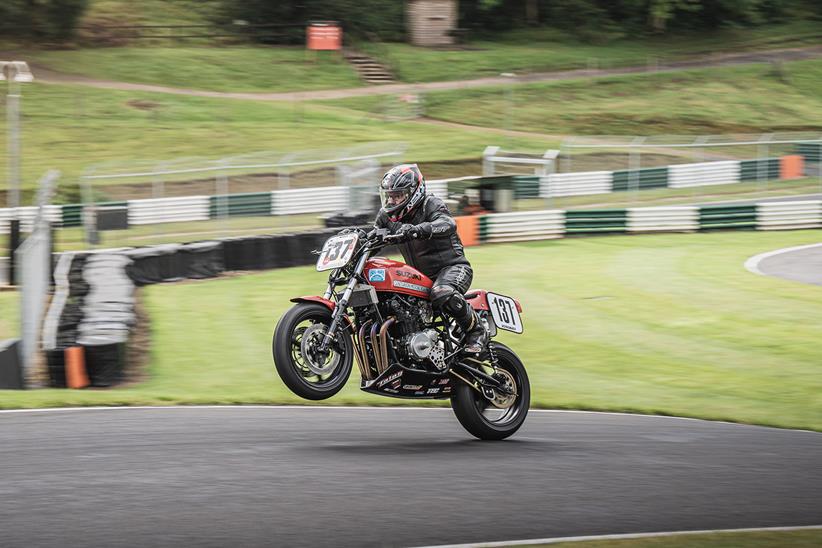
[406,0,458,47]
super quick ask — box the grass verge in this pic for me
[0,292,19,340]
[1,230,821,434]
[527,528,822,548]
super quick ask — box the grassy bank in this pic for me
[364,23,822,83]
[329,59,822,135]
[3,82,550,193]
[1,230,821,434]
[27,47,361,93]
[18,23,821,89]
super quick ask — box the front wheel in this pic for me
[273,302,353,400]
[451,342,530,440]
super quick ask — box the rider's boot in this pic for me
[460,310,488,355]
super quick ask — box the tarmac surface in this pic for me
[748,242,822,285]
[2,407,821,548]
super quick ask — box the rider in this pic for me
[373,164,487,354]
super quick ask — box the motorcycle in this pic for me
[272,227,530,440]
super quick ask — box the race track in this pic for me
[2,407,821,548]
[746,243,822,285]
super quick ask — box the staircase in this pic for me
[343,50,396,85]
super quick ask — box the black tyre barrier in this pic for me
[83,342,126,387]
[180,241,224,279]
[0,339,23,389]
[46,349,67,388]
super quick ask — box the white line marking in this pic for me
[745,242,822,276]
[409,525,822,548]
[0,405,819,434]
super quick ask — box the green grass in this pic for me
[0,292,19,340]
[1,82,551,195]
[529,528,822,548]
[27,47,362,93]
[329,59,822,135]
[363,23,822,83]
[2,230,822,434]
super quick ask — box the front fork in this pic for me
[318,253,369,354]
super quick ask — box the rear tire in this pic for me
[273,303,353,401]
[451,342,530,440]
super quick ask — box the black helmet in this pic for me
[379,164,426,222]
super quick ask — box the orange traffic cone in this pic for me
[65,346,90,389]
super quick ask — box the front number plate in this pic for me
[316,234,358,272]
[487,292,523,334]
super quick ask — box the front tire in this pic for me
[451,342,530,440]
[273,303,353,400]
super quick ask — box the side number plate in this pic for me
[316,234,358,272]
[487,292,523,334]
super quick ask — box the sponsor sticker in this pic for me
[437,378,449,385]
[368,269,386,282]
[426,388,440,395]
[391,379,402,389]
[384,388,399,394]
[403,384,423,390]
[414,391,425,396]
[377,371,402,387]
[392,280,430,294]
[443,386,452,393]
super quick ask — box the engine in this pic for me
[380,294,446,371]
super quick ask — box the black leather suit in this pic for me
[374,194,475,330]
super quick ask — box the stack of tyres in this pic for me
[78,253,136,386]
[45,254,89,387]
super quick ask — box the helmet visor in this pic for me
[380,187,411,212]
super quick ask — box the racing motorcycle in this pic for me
[272,227,529,440]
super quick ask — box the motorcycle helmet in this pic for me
[379,164,426,222]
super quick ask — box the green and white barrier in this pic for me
[477,199,822,243]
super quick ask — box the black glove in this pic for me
[394,223,420,241]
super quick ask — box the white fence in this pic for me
[0,206,62,232]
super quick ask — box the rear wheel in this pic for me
[451,343,530,440]
[273,303,353,400]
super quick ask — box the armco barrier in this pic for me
[698,205,758,229]
[628,206,699,232]
[272,187,349,216]
[740,158,780,182]
[129,196,210,225]
[757,200,822,230]
[480,210,565,243]
[209,192,272,218]
[668,161,739,189]
[565,209,628,234]
[541,171,612,198]
[612,167,669,192]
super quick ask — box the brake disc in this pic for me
[488,368,517,409]
[300,323,341,376]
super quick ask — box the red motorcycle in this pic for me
[272,228,530,440]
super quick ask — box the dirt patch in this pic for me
[126,99,161,111]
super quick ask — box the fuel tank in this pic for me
[364,257,433,299]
